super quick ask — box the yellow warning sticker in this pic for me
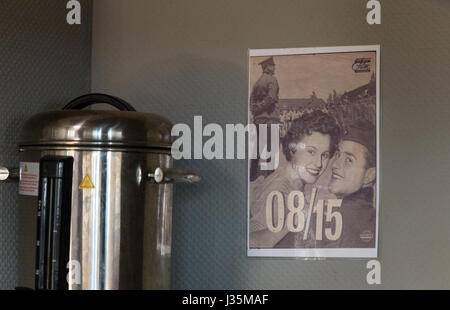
[24,165,28,172]
[79,174,95,189]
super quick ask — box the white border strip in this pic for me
[248,248,377,258]
[249,45,380,57]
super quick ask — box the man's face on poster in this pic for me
[328,140,373,197]
[263,64,275,74]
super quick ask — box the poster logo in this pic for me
[360,230,374,242]
[352,58,371,73]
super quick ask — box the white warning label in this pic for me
[19,162,40,196]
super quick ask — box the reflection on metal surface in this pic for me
[18,110,173,149]
[19,147,174,289]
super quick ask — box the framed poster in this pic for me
[247,45,380,258]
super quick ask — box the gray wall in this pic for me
[91,0,450,289]
[2,0,450,290]
[0,0,92,289]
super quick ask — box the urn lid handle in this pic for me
[63,93,136,112]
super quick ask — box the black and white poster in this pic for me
[248,45,380,258]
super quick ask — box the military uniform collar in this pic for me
[344,186,373,204]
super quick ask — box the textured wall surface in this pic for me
[1,0,446,290]
[90,0,450,289]
[0,0,92,289]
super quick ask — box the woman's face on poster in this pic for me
[290,131,331,184]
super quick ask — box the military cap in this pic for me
[258,56,275,67]
[342,120,376,158]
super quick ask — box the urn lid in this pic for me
[18,94,173,150]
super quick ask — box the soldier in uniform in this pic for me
[250,56,280,181]
[326,120,377,248]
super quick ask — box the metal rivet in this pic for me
[154,168,164,183]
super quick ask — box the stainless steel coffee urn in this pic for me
[1,94,199,290]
